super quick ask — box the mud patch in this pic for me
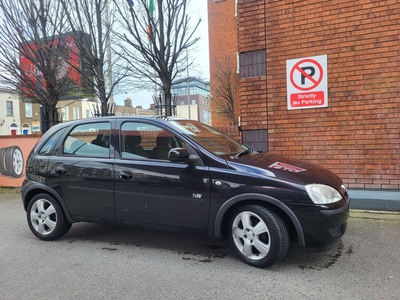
[179,247,229,264]
[299,240,353,270]
[101,247,118,251]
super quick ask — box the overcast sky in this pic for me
[114,0,209,108]
[188,0,210,78]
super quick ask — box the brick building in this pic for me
[208,0,400,189]
[115,98,155,117]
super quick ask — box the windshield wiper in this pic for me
[232,148,261,159]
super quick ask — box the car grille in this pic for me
[328,223,346,238]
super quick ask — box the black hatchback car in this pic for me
[21,116,349,268]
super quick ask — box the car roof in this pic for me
[51,115,194,131]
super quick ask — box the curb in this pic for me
[348,189,400,212]
[350,209,400,220]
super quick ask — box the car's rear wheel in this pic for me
[27,194,71,241]
[228,205,290,268]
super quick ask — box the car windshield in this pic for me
[169,120,249,155]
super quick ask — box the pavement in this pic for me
[348,189,400,212]
[1,189,399,300]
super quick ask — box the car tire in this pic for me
[4,146,24,178]
[27,193,71,241]
[228,205,290,268]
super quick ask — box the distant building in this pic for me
[0,90,21,135]
[19,99,41,135]
[0,93,155,136]
[17,97,101,134]
[115,97,155,117]
[58,98,98,121]
[170,76,211,124]
[2,78,207,136]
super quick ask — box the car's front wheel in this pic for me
[228,205,290,268]
[27,194,71,241]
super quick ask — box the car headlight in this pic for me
[305,184,343,204]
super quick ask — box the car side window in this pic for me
[63,122,111,157]
[121,122,184,160]
[38,128,66,156]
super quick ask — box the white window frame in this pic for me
[73,107,80,120]
[62,107,69,121]
[6,101,13,116]
[25,102,32,118]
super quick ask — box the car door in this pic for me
[48,121,115,220]
[113,120,209,230]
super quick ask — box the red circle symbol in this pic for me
[290,59,323,91]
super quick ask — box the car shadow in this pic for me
[59,222,350,269]
[62,222,232,263]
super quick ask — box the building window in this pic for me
[62,107,69,121]
[85,110,90,118]
[180,100,185,105]
[116,112,121,116]
[25,103,32,118]
[239,50,266,78]
[6,101,13,116]
[73,107,80,120]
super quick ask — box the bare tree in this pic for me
[212,56,240,126]
[113,0,201,116]
[0,0,77,129]
[60,0,130,116]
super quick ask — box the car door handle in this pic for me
[55,167,66,175]
[119,171,133,180]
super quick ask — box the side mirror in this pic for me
[168,148,197,164]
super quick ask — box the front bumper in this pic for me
[288,197,350,252]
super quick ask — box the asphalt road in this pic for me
[1,189,399,300]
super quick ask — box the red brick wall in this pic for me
[208,0,239,126]
[210,0,400,189]
[215,126,241,142]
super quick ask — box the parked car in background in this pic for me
[21,116,349,268]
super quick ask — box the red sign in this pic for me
[286,55,328,110]
[290,59,323,91]
[290,91,325,108]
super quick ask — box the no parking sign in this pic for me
[286,55,327,110]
